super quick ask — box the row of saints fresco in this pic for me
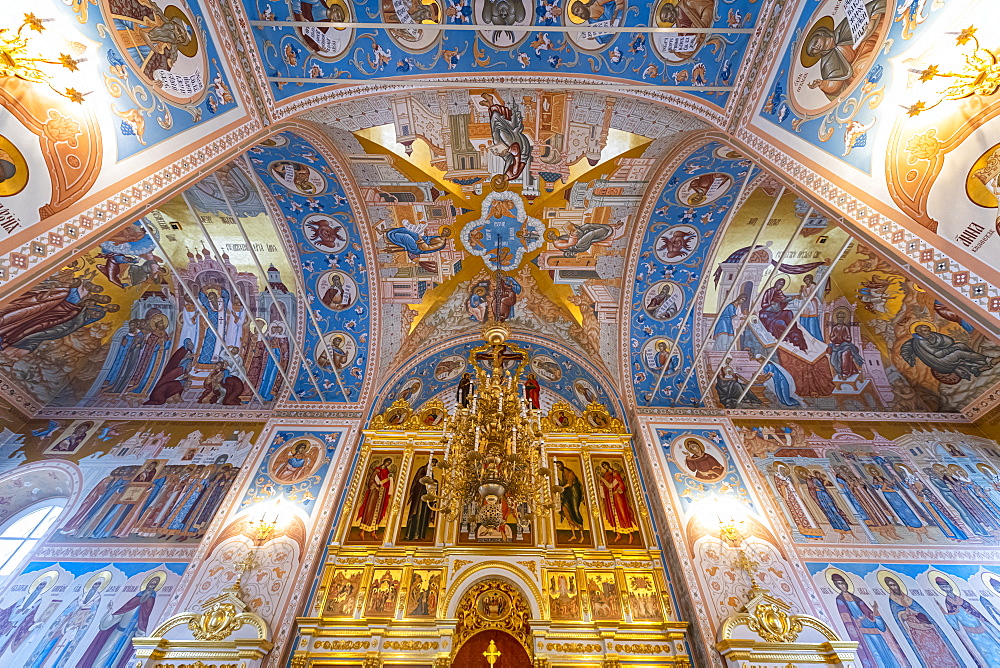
[250,0,754,106]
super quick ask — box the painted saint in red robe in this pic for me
[596,461,638,544]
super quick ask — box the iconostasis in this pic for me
[291,399,690,667]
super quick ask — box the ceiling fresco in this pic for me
[376,335,620,417]
[245,0,758,106]
[679,185,1000,413]
[303,88,706,379]
[0,0,240,245]
[751,0,1000,315]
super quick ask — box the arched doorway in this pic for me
[452,579,534,666]
[453,630,531,667]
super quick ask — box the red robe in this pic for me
[598,470,637,534]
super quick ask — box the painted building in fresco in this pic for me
[2,0,1000,667]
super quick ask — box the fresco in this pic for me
[304,89,707,375]
[246,0,755,106]
[0,560,185,668]
[0,159,301,408]
[376,337,617,415]
[0,0,238,241]
[733,419,1000,546]
[247,131,372,402]
[758,0,952,174]
[699,192,1000,412]
[3,418,261,546]
[808,561,1000,668]
[628,140,760,407]
[239,428,342,514]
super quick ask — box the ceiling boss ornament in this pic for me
[421,324,556,538]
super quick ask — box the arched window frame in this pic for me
[0,499,67,578]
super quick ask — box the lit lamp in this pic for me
[234,500,283,582]
[698,496,762,592]
[905,26,1000,116]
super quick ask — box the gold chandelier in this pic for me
[0,13,87,102]
[421,324,556,532]
[906,26,1000,116]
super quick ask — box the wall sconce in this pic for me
[235,499,284,580]
[905,26,1000,116]
[718,515,761,591]
[0,12,88,102]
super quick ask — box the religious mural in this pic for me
[305,89,707,376]
[247,0,753,106]
[378,337,618,416]
[2,418,261,546]
[699,187,1000,412]
[628,140,759,407]
[0,0,237,242]
[239,429,341,514]
[0,560,185,668]
[0,160,299,408]
[552,454,593,547]
[735,419,1000,547]
[809,562,1000,668]
[247,131,373,402]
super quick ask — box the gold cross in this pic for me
[483,638,501,666]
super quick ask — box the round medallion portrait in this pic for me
[316,269,358,311]
[434,354,467,382]
[294,0,354,60]
[268,437,325,484]
[303,213,349,253]
[268,160,327,195]
[315,331,357,371]
[0,135,29,197]
[640,337,681,374]
[643,280,684,321]
[675,172,733,207]
[530,354,562,382]
[475,588,513,620]
[653,224,699,264]
[672,435,727,483]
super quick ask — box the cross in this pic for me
[483,639,501,666]
[474,344,524,371]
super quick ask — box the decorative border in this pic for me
[635,407,969,422]
[35,407,275,421]
[795,544,1000,565]
[32,544,198,561]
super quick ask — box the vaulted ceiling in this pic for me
[0,0,999,421]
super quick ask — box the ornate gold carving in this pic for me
[369,398,415,430]
[746,599,804,643]
[453,559,473,572]
[314,640,370,650]
[187,600,243,641]
[546,642,602,652]
[516,560,537,577]
[584,561,615,568]
[614,643,666,653]
[543,560,577,568]
[153,663,239,668]
[375,557,407,565]
[384,640,439,650]
[453,580,532,657]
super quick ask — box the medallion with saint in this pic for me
[268,437,325,484]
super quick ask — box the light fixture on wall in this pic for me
[905,26,1000,116]
[0,12,88,102]
[234,500,283,579]
[421,324,555,534]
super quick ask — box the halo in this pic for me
[163,6,199,58]
[29,569,60,594]
[981,571,1000,594]
[654,0,679,27]
[825,567,855,593]
[799,16,835,69]
[566,0,588,24]
[966,144,1000,209]
[909,320,935,334]
[877,570,906,595]
[84,570,113,593]
[894,462,912,475]
[926,570,959,596]
[141,569,168,591]
[977,462,997,476]
[772,461,790,474]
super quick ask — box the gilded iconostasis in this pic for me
[2,0,1000,667]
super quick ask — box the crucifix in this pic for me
[483,638,501,666]
[474,343,525,372]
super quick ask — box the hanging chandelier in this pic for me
[420,324,556,533]
[0,13,87,102]
[905,26,1000,116]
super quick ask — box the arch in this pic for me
[371,331,627,420]
[443,562,543,621]
[453,630,532,667]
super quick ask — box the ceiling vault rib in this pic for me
[217,169,330,402]
[675,185,786,406]
[185,187,306,403]
[136,218,270,407]
[733,237,854,407]
[645,165,758,406]
[249,21,755,34]
[696,205,814,408]
[265,77,734,92]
